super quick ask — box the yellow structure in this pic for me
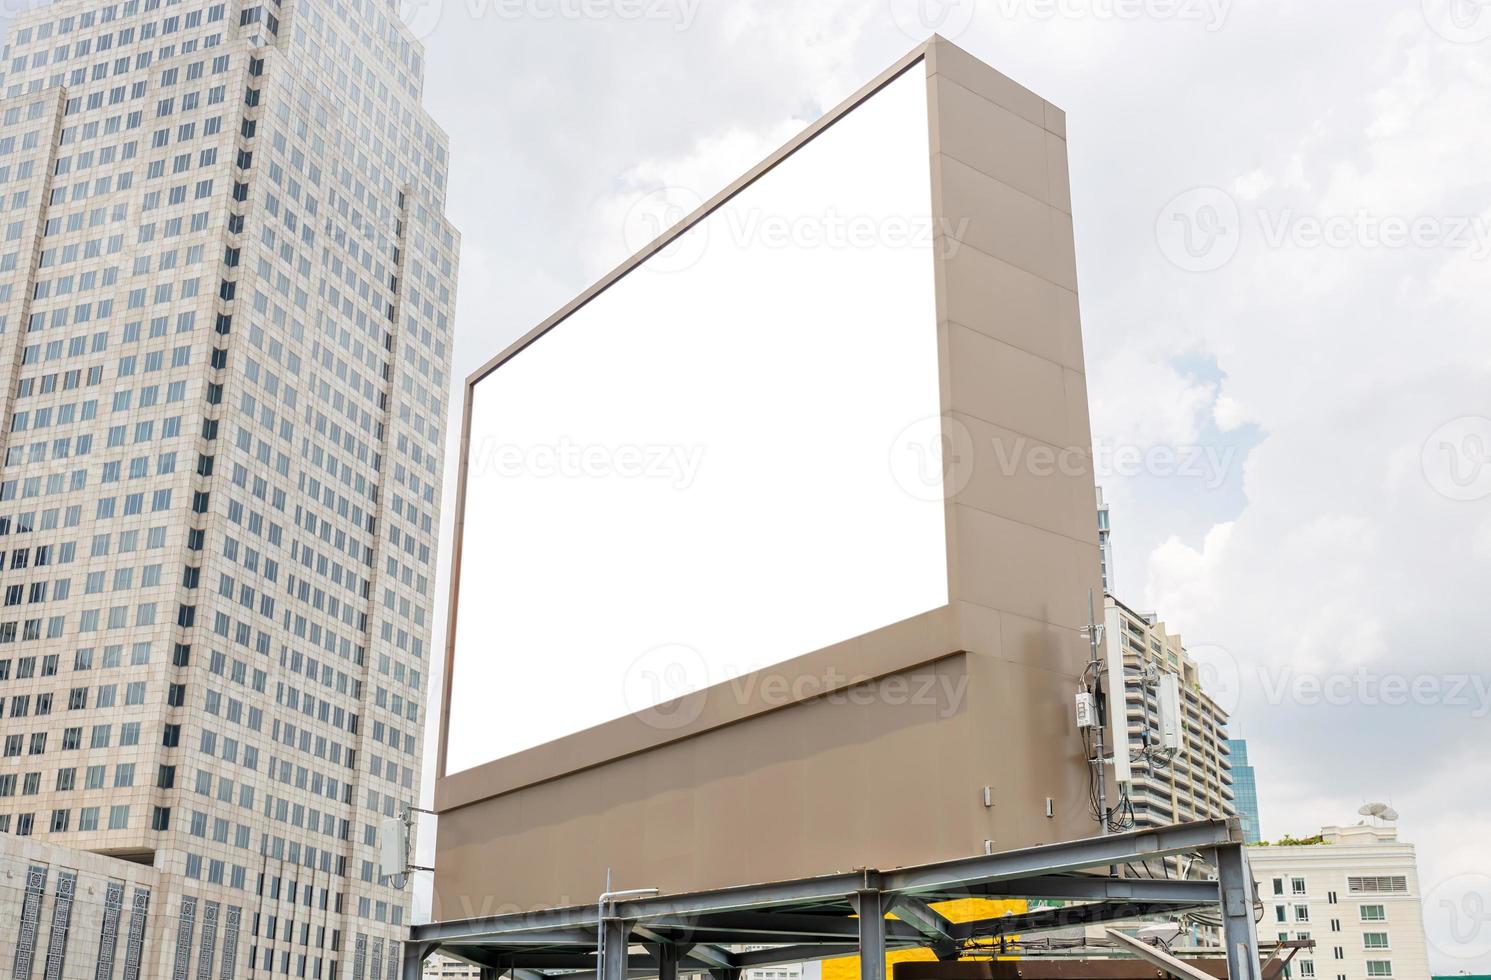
[820,899,1029,980]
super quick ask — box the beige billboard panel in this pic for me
[435,36,1102,916]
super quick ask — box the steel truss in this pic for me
[404,819,1261,980]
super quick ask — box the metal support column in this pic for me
[600,918,631,980]
[1215,843,1262,980]
[654,943,680,980]
[853,890,887,980]
[402,941,434,980]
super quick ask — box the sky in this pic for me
[16,0,1465,965]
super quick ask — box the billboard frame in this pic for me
[435,40,940,786]
[433,33,1100,910]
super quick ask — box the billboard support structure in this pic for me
[405,819,1261,979]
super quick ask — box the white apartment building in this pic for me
[1249,824,1431,980]
[0,0,458,972]
[424,953,483,980]
[1104,595,1234,837]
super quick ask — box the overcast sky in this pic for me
[366,0,1491,968]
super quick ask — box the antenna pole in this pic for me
[1088,589,1108,836]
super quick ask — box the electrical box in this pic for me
[378,814,407,879]
[1075,691,1097,729]
[1158,673,1182,751]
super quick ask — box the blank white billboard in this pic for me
[446,66,946,775]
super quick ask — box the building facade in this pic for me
[1250,824,1432,980]
[1104,596,1234,857]
[1227,737,1263,843]
[424,953,483,980]
[1104,595,1234,829]
[0,0,458,972]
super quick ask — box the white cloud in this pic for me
[1088,348,1219,450]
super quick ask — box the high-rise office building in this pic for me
[0,0,457,973]
[1227,738,1263,843]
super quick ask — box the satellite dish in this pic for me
[1359,802,1387,817]
[1380,807,1399,822]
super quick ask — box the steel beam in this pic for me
[1215,843,1262,980]
[402,942,435,980]
[436,928,605,947]
[640,914,922,945]
[675,942,733,971]
[889,895,959,960]
[730,943,916,969]
[650,943,679,980]
[977,875,1218,904]
[880,821,1239,895]
[409,821,1237,946]
[600,919,630,980]
[1105,928,1217,980]
[955,900,1204,940]
[853,890,887,980]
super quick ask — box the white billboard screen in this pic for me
[446,66,947,775]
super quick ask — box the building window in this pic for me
[1365,961,1393,977]
[1294,905,1310,922]
[1363,932,1390,949]
[1292,877,1307,895]
[1360,905,1387,922]
[1349,876,1407,894]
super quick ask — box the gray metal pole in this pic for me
[656,943,680,980]
[1088,589,1109,836]
[601,918,631,980]
[401,942,433,980]
[1215,843,1262,980]
[854,890,887,980]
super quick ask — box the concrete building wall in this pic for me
[0,834,170,979]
